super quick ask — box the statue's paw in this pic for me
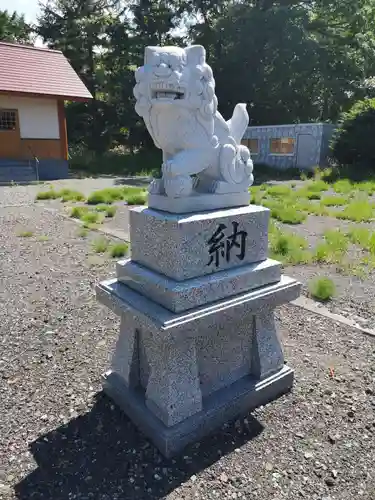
[164,175,193,198]
[148,178,164,194]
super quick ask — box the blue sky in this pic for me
[0,0,40,22]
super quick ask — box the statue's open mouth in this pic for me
[151,83,185,100]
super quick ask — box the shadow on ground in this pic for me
[15,393,263,500]
[114,177,150,187]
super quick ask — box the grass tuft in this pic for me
[269,227,312,264]
[126,192,147,206]
[92,237,109,253]
[81,211,101,225]
[336,200,374,222]
[320,195,348,207]
[17,230,33,237]
[313,229,348,264]
[59,189,85,202]
[35,189,60,200]
[333,179,353,194]
[309,277,336,301]
[70,206,88,219]
[109,242,129,258]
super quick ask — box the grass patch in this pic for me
[37,235,49,242]
[266,184,293,197]
[109,242,129,258]
[95,204,117,217]
[309,277,336,302]
[305,179,329,193]
[59,189,85,202]
[81,212,101,225]
[17,230,33,237]
[77,227,88,238]
[87,186,146,205]
[92,237,109,253]
[333,179,353,194]
[336,200,374,222]
[355,180,375,195]
[346,227,375,254]
[126,192,147,206]
[263,199,307,224]
[313,229,348,264]
[35,189,60,200]
[269,227,312,264]
[70,206,88,219]
[320,195,348,206]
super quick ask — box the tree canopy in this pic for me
[4,0,375,157]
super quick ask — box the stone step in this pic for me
[117,258,282,313]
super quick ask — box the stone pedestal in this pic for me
[96,204,301,457]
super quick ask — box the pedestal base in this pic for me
[102,365,294,458]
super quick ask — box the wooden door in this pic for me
[0,109,21,159]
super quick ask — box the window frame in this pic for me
[0,108,18,132]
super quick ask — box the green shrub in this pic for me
[109,242,129,258]
[331,98,375,168]
[309,277,336,302]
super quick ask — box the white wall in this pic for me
[0,95,60,139]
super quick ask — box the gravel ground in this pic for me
[4,179,375,323]
[1,203,374,500]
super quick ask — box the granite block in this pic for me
[97,276,300,429]
[130,205,270,281]
[148,191,251,214]
[96,276,301,342]
[116,258,282,312]
[102,365,294,457]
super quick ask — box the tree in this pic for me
[0,10,32,43]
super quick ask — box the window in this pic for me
[0,109,17,131]
[241,138,259,154]
[270,137,295,155]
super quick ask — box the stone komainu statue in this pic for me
[133,45,254,199]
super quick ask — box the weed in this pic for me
[17,230,33,237]
[306,192,321,200]
[333,179,353,194]
[309,277,336,301]
[87,191,110,205]
[346,227,371,247]
[305,179,329,193]
[336,200,374,222]
[355,180,375,195]
[266,185,293,197]
[81,212,101,225]
[320,195,348,206]
[35,189,59,200]
[92,237,109,253]
[77,227,88,238]
[59,189,85,202]
[37,235,49,242]
[95,204,109,212]
[109,242,129,258]
[269,228,312,264]
[70,206,88,219]
[313,230,348,263]
[126,192,147,205]
[105,205,117,217]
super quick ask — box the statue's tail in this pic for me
[227,103,249,144]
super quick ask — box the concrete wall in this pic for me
[243,123,335,170]
[0,95,60,139]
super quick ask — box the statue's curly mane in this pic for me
[133,50,218,136]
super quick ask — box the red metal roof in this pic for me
[0,42,92,101]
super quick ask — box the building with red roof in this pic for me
[0,42,92,182]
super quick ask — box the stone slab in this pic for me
[148,191,251,214]
[130,205,270,281]
[116,258,282,312]
[96,275,301,342]
[102,365,294,458]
